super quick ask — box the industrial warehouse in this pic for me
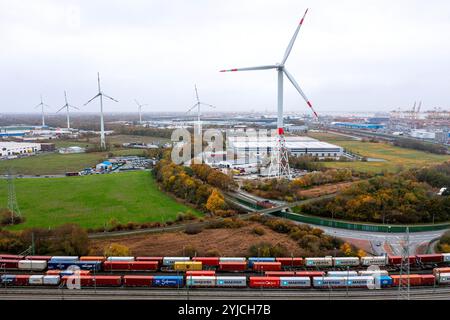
[0,142,41,157]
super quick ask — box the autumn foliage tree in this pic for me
[206,189,226,213]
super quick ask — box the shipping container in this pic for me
[0,254,24,260]
[280,277,311,288]
[390,274,422,286]
[295,271,325,278]
[443,253,450,263]
[378,275,393,287]
[0,259,19,269]
[135,257,163,263]
[265,271,296,277]
[50,256,79,262]
[103,261,158,272]
[433,267,450,276]
[218,262,247,272]
[253,262,282,272]
[186,276,216,287]
[48,261,102,272]
[173,261,202,271]
[313,276,346,288]
[438,273,450,284]
[388,255,416,265]
[43,275,60,285]
[346,276,375,288]
[46,270,90,276]
[332,257,360,267]
[14,275,30,286]
[420,274,436,286]
[186,270,216,276]
[305,257,333,267]
[123,275,154,287]
[25,256,52,261]
[79,256,106,262]
[249,276,280,288]
[360,256,387,266]
[215,276,247,287]
[18,260,47,271]
[152,275,184,287]
[0,275,16,284]
[162,257,190,267]
[219,257,246,263]
[192,257,220,267]
[106,256,135,262]
[92,276,122,287]
[275,257,304,267]
[29,275,44,285]
[358,270,389,276]
[248,257,276,267]
[327,271,358,277]
[416,254,443,264]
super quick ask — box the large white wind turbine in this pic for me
[187,85,215,135]
[35,95,51,127]
[220,8,318,179]
[134,99,148,124]
[83,73,118,150]
[56,91,79,129]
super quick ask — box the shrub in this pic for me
[248,242,288,257]
[104,243,131,257]
[184,224,203,235]
[182,245,197,257]
[252,226,265,236]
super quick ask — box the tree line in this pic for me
[393,137,448,155]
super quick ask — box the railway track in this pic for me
[0,286,449,300]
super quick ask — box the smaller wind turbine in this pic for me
[35,95,51,127]
[83,73,118,150]
[187,85,215,135]
[56,91,79,129]
[134,99,148,124]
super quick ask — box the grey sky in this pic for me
[1,0,450,115]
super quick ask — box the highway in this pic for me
[0,287,449,300]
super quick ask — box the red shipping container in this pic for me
[249,276,280,288]
[420,274,436,286]
[433,267,450,276]
[186,270,216,276]
[388,255,416,265]
[103,261,158,271]
[275,257,304,267]
[123,275,153,287]
[80,256,106,262]
[253,262,282,272]
[0,254,24,260]
[416,254,444,264]
[14,275,30,286]
[219,262,247,272]
[192,257,220,266]
[265,271,296,277]
[136,257,163,263]
[61,275,94,287]
[295,271,325,277]
[391,274,422,286]
[25,256,52,261]
[0,259,19,269]
[94,276,122,286]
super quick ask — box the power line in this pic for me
[6,171,21,224]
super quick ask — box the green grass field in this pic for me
[308,132,450,173]
[0,171,200,230]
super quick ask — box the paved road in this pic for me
[0,287,448,300]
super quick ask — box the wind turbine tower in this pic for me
[57,91,79,129]
[83,73,118,150]
[134,99,148,124]
[35,95,51,127]
[187,85,215,135]
[220,9,319,179]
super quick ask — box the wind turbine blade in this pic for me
[34,103,42,109]
[283,68,318,118]
[103,93,118,102]
[134,99,140,106]
[97,72,101,92]
[200,102,216,109]
[69,104,80,110]
[219,65,278,72]
[281,8,309,65]
[56,106,66,113]
[194,85,200,102]
[186,103,198,113]
[83,93,100,106]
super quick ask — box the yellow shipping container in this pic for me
[174,261,202,271]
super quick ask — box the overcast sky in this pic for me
[1,0,450,115]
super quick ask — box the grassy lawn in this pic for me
[89,134,170,145]
[308,132,450,173]
[0,171,200,230]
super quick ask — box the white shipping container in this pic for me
[186,276,216,287]
[358,270,389,276]
[18,260,47,271]
[106,256,135,262]
[216,276,247,287]
[442,254,450,263]
[162,257,190,266]
[280,277,311,288]
[51,256,78,261]
[305,257,333,267]
[361,256,387,266]
[327,271,358,277]
[313,276,346,288]
[43,275,60,285]
[219,257,246,263]
[438,273,450,284]
[29,275,44,285]
[346,276,375,288]
[332,257,360,266]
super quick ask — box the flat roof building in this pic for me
[0,142,41,157]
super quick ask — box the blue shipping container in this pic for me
[247,257,276,267]
[1,275,16,284]
[152,276,184,287]
[48,261,102,271]
[378,275,393,287]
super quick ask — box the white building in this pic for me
[227,136,343,159]
[0,142,41,157]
